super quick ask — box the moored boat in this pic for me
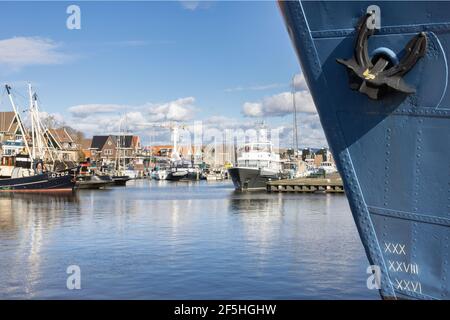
[228,142,282,191]
[151,167,168,180]
[75,161,112,189]
[111,175,131,186]
[166,159,202,181]
[0,171,74,192]
[0,156,74,192]
[0,84,75,192]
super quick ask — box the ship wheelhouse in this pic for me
[236,142,282,173]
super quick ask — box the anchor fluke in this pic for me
[337,14,427,100]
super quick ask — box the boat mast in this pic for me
[115,115,125,173]
[116,119,121,172]
[122,115,126,169]
[32,92,56,164]
[292,75,299,157]
[28,84,36,160]
[172,124,179,160]
[5,84,33,161]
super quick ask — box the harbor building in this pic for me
[89,134,141,166]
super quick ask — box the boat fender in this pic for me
[337,12,427,100]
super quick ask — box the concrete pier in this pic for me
[266,176,344,193]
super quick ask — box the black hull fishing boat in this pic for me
[0,84,76,193]
[0,170,74,192]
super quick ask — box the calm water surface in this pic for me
[0,180,378,299]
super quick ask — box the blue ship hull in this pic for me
[279,1,450,299]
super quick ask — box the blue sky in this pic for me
[0,1,325,147]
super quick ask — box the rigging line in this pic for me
[10,87,29,102]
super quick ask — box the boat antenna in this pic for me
[292,74,299,157]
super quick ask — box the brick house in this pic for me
[89,135,141,165]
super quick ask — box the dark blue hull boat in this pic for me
[279,0,450,299]
[0,171,75,192]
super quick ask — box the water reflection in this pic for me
[228,193,285,274]
[0,192,78,232]
[0,181,377,299]
[0,192,78,298]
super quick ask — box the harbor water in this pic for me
[0,180,378,299]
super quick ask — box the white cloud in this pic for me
[69,104,124,118]
[149,97,196,122]
[241,72,315,117]
[179,1,212,11]
[224,83,286,93]
[242,90,316,117]
[65,97,197,137]
[293,73,309,91]
[179,1,200,10]
[200,114,327,148]
[41,110,326,148]
[293,113,327,148]
[0,37,70,70]
[226,73,305,94]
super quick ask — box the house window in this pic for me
[103,149,112,156]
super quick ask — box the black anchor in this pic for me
[337,13,427,100]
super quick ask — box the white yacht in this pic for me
[228,142,282,190]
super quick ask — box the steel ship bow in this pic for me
[279,0,450,299]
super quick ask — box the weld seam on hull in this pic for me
[311,22,450,39]
[368,206,450,228]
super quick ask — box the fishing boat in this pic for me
[0,155,74,192]
[0,85,75,192]
[0,140,25,178]
[279,0,450,299]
